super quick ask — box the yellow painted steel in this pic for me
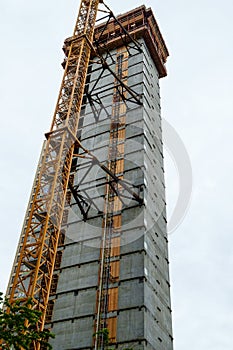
[8,0,100,345]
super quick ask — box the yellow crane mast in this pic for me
[8,0,101,337]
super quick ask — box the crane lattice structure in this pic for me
[9,0,100,329]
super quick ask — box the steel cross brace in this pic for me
[61,127,143,220]
[84,34,143,106]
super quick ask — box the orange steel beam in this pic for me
[8,0,101,340]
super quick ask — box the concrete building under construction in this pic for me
[6,2,173,349]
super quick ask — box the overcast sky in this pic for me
[1,1,233,349]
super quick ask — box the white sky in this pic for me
[1,1,233,349]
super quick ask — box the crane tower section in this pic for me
[7,0,101,332]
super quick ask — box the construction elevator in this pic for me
[6,1,173,349]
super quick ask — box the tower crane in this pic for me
[8,0,101,342]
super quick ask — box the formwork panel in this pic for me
[59,243,100,267]
[144,282,172,335]
[57,261,99,294]
[144,310,173,350]
[118,279,144,309]
[117,309,144,342]
[119,252,144,280]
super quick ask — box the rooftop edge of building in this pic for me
[94,5,169,78]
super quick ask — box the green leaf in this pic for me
[0,292,54,349]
